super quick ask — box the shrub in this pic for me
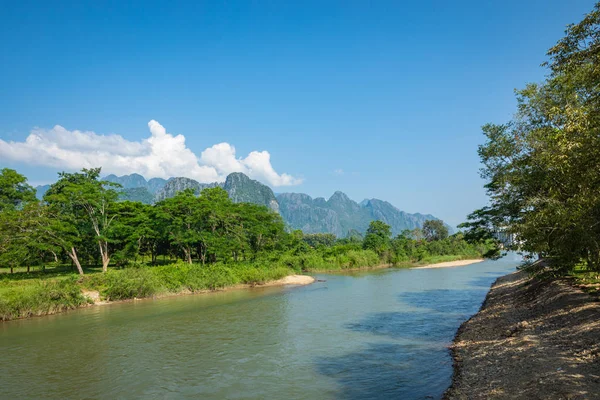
[92,268,161,300]
[0,277,90,321]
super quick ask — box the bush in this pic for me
[0,276,90,321]
[89,268,161,300]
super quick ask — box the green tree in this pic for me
[422,220,449,242]
[462,3,600,272]
[0,168,36,211]
[44,168,120,272]
[156,189,202,264]
[109,201,155,264]
[363,220,392,255]
[26,201,86,275]
[303,233,336,248]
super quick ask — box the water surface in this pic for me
[0,255,520,399]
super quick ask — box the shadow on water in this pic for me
[345,309,467,342]
[316,287,495,399]
[397,289,488,315]
[316,342,451,400]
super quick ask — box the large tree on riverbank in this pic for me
[462,2,600,272]
[44,168,120,273]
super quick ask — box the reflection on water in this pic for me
[0,255,520,399]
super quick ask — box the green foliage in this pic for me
[303,233,336,248]
[0,276,90,321]
[422,219,449,242]
[0,164,493,320]
[0,168,37,212]
[83,261,293,299]
[461,3,600,274]
[363,220,392,257]
[88,268,160,300]
[44,167,121,273]
[118,187,155,204]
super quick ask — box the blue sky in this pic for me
[0,0,596,227]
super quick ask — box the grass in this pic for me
[568,265,600,296]
[0,276,91,321]
[277,249,382,272]
[0,262,296,320]
[0,250,488,321]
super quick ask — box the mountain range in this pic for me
[35,172,448,237]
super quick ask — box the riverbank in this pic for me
[0,267,316,321]
[83,274,316,306]
[445,270,600,399]
[0,254,488,322]
[411,259,483,269]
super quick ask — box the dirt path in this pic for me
[445,271,600,399]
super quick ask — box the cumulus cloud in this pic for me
[333,168,344,176]
[0,120,302,187]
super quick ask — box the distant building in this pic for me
[493,227,516,247]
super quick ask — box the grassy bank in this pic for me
[0,262,293,321]
[0,250,489,321]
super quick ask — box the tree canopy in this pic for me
[461,2,600,273]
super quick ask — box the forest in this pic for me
[0,167,492,320]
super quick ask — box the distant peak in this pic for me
[225,172,251,182]
[329,191,349,201]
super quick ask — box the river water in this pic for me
[0,255,520,399]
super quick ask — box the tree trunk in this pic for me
[68,247,84,276]
[10,267,13,274]
[27,265,30,273]
[184,247,192,264]
[99,241,110,272]
[102,256,110,272]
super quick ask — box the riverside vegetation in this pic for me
[0,167,493,321]
[460,2,600,287]
[448,5,600,398]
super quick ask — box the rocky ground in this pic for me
[445,271,600,399]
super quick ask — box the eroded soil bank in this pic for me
[445,271,600,399]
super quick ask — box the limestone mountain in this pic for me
[34,184,51,200]
[277,192,449,237]
[223,173,279,212]
[103,173,167,203]
[35,172,448,237]
[104,173,153,190]
[276,193,340,234]
[154,177,223,203]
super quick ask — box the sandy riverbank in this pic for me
[445,271,600,399]
[83,274,316,306]
[411,259,484,269]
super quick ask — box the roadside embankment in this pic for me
[445,271,600,399]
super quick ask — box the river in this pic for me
[0,255,520,399]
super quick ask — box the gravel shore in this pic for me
[445,271,600,399]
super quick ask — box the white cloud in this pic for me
[333,168,344,176]
[0,120,302,187]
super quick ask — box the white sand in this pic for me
[411,259,484,269]
[261,275,315,286]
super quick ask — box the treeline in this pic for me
[0,167,490,274]
[460,3,600,275]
